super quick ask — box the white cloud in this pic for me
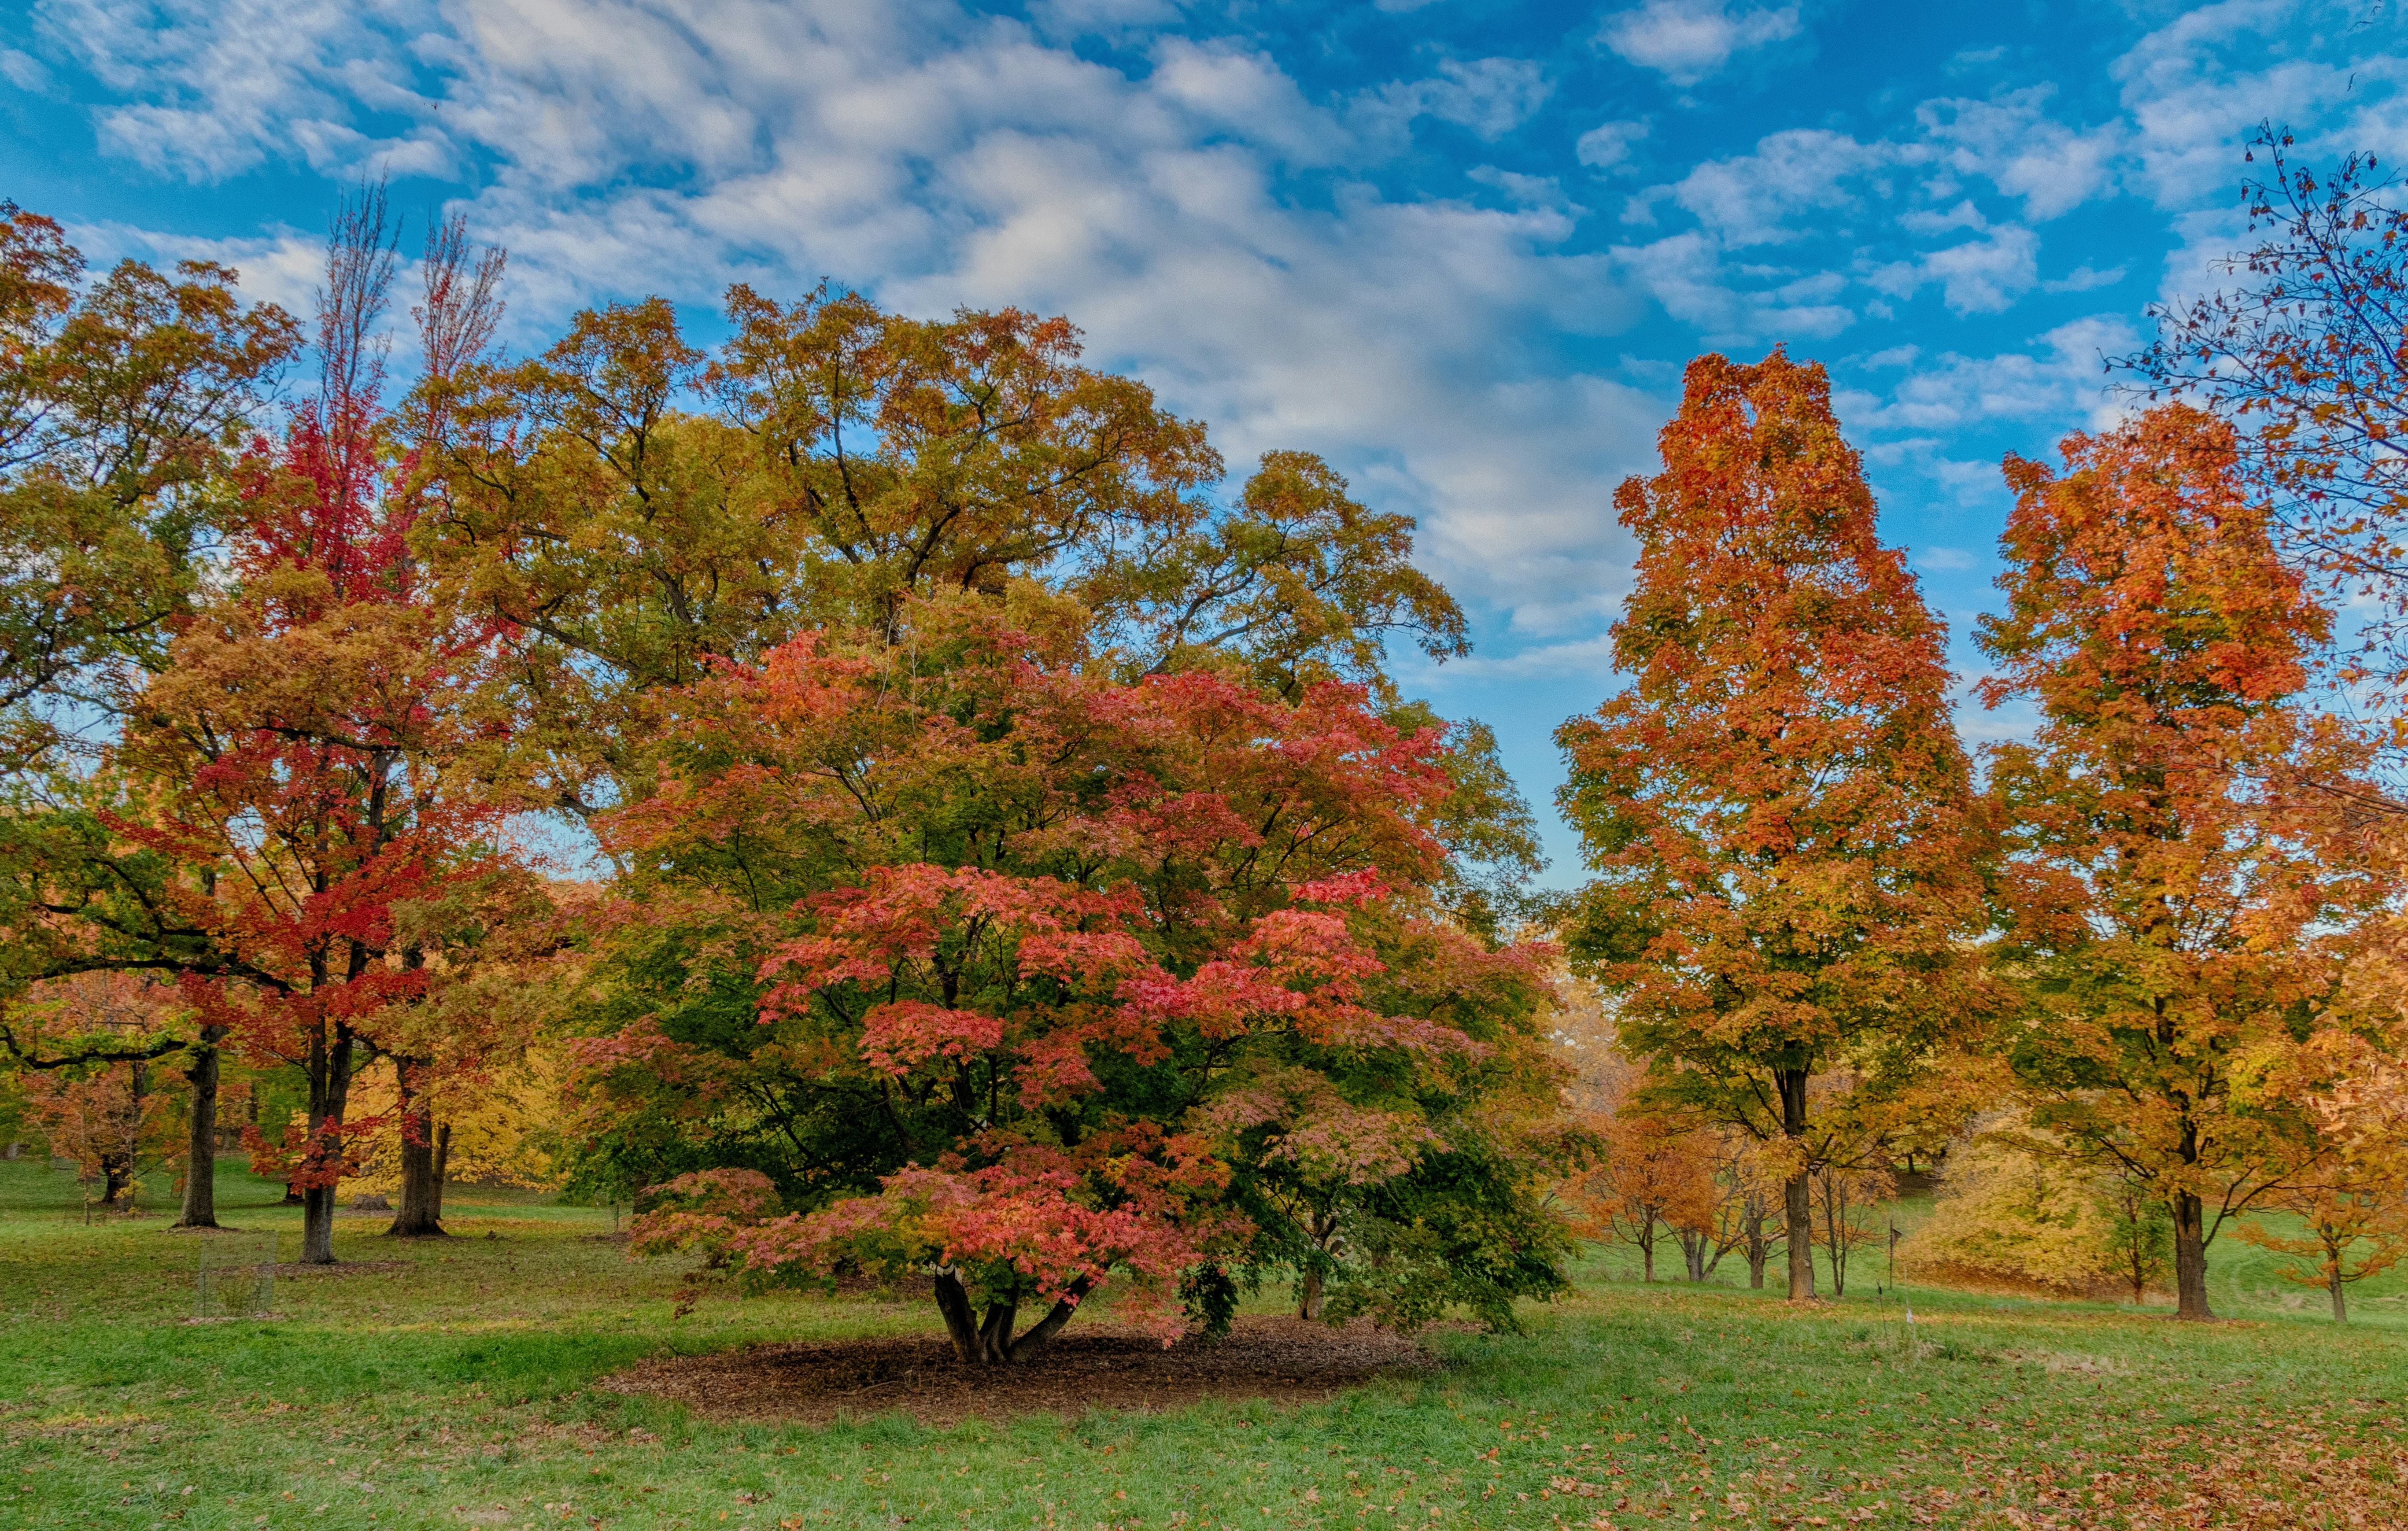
[38,0,451,182]
[0,47,53,90]
[73,0,1630,629]
[1596,0,1801,88]
[1575,117,1650,173]
[1614,231,1855,339]
[1666,129,1900,245]
[1917,86,2122,220]
[1869,225,2040,314]
[1841,314,2138,434]
[2042,262,2125,293]
[1359,56,1554,143]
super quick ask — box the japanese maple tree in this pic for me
[1979,403,2386,1321]
[1556,349,1983,1302]
[597,602,1570,1363]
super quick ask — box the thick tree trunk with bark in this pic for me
[386,1111,447,1236]
[1297,1265,1325,1320]
[2171,1190,2212,1320]
[175,1027,225,1228]
[386,1062,447,1238]
[2332,1271,2349,1323]
[1779,1066,1816,1302]
[931,1270,1093,1365]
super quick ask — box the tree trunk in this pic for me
[386,1112,446,1236]
[1639,1213,1656,1282]
[297,1022,356,1266]
[432,1123,450,1219]
[1681,1228,1707,1282]
[998,1280,1090,1364]
[1297,1264,1325,1320]
[386,1063,447,1238]
[933,1270,984,1361]
[2170,1190,2212,1320]
[2331,1272,2348,1324]
[99,1150,133,1206]
[175,1027,225,1229]
[930,1271,1093,1365]
[1746,1210,1769,1289]
[1780,1067,1815,1302]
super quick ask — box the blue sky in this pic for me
[5,0,2405,881]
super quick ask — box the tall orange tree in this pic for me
[1557,350,1982,1302]
[1979,404,2386,1321]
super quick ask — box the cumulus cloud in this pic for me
[37,0,1644,634]
[1869,225,2041,314]
[1839,314,2138,434]
[1667,129,1900,245]
[1917,87,2122,220]
[1574,117,1650,172]
[1596,0,1801,88]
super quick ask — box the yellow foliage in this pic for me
[1898,1126,2128,1293]
[337,1045,570,1198]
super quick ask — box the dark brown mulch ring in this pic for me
[598,1316,1440,1425]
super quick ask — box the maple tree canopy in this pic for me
[598,603,1573,1358]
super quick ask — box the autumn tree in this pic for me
[0,202,299,777]
[0,202,299,1228]
[597,603,1570,1362]
[1557,350,1983,1302]
[2129,126,2408,699]
[1898,1122,2171,1302]
[7,973,187,1206]
[105,185,528,1264]
[1565,1114,1717,1283]
[1979,404,2388,1321]
[406,285,1467,830]
[2238,1161,2408,1323]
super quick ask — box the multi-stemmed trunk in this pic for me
[296,1016,357,1266]
[931,1271,1092,1365]
[1779,1066,1816,1302]
[175,1026,226,1228]
[1678,1226,1711,1282]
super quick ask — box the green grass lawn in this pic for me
[4,1157,2404,1530]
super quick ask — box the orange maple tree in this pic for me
[1979,404,2387,1320]
[1557,349,1983,1302]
